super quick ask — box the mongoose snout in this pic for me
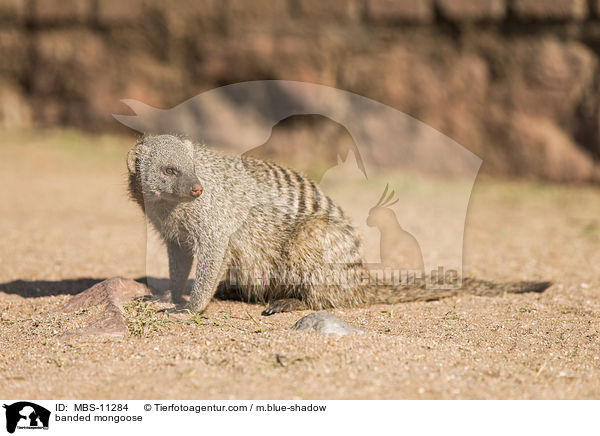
[190,184,203,197]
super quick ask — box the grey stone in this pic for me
[291,312,363,336]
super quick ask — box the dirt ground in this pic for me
[1,129,599,399]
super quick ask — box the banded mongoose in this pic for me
[127,135,551,314]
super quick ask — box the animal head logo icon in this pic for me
[3,402,50,433]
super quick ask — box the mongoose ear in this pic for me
[127,147,138,174]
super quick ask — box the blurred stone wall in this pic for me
[2,0,600,180]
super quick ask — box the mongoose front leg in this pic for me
[189,240,230,313]
[167,241,194,305]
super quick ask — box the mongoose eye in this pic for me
[164,168,178,176]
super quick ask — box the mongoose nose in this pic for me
[190,184,203,197]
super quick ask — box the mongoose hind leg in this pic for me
[216,276,307,314]
[282,216,368,311]
[262,298,308,316]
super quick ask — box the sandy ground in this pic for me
[1,129,600,399]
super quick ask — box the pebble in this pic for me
[291,312,363,336]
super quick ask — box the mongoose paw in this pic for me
[262,298,307,316]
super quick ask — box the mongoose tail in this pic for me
[264,278,552,315]
[367,278,552,304]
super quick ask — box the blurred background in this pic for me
[1,0,600,181]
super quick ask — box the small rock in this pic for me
[58,277,150,337]
[59,277,149,312]
[291,312,363,336]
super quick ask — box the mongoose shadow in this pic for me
[0,277,188,298]
[0,277,261,302]
[0,278,107,297]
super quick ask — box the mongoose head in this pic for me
[127,135,203,203]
